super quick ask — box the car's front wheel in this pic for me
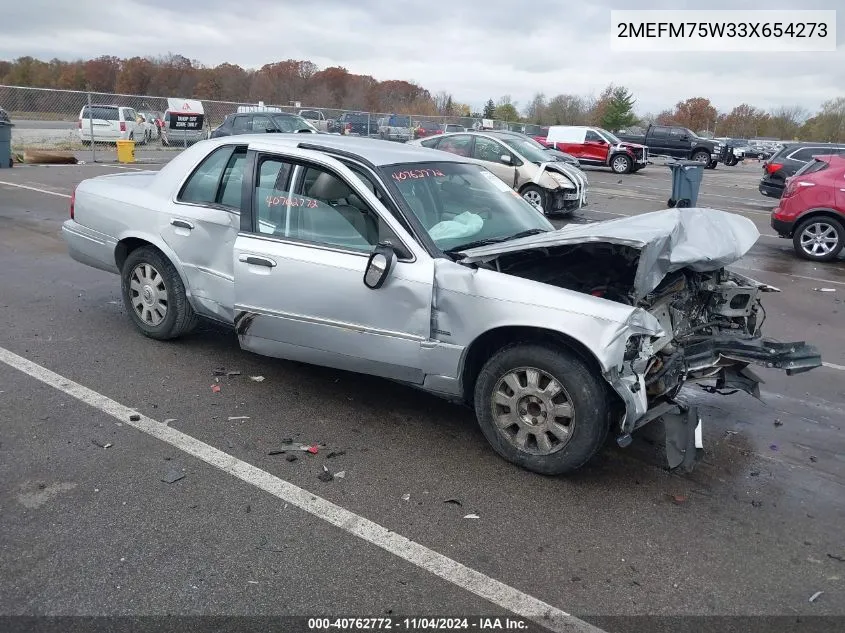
[610,154,632,174]
[121,246,198,340]
[473,343,611,475]
[520,185,547,213]
[691,150,710,164]
[793,217,845,262]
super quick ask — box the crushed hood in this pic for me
[457,208,760,301]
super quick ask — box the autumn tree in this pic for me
[494,95,519,121]
[671,97,717,132]
[719,103,768,138]
[544,94,589,125]
[800,98,845,142]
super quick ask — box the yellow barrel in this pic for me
[116,139,135,163]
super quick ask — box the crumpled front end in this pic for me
[532,162,589,212]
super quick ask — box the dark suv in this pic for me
[760,142,845,198]
[211,112,317,138]
[329,112,378,137]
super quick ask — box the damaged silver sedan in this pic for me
[61,134,822,475]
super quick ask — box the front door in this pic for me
[233,151,433,383]
[472,136,518,188]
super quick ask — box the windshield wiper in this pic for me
[445,228,548,254]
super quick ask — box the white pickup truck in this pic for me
[298,109,330,132]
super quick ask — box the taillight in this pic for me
[765,162,782,174]
[69,189,76,220]
[120,121,126,132]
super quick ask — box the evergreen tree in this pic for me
[483,99,496,119]
[601,86,638,131]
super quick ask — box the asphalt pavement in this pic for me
[1,157,844,633]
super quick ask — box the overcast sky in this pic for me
[1,0,842,115]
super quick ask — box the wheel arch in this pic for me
[459,325,619,407]
[114,234,194,299]
[793,208,845,234]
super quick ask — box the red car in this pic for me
[414,120,444,139]
[538,125,648,174]
[771,154,845,261]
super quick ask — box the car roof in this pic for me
[220,133,476,166]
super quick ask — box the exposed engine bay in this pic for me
[477,241,821,423]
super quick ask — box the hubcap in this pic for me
[522,190,543,209]
[129,263,168,326]
[800,222,838,256]
[613,157,628,172]
[694,153,709,163]
[491,367,575,456]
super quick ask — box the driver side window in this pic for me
[585,130,602,142]
[472,137,506,163]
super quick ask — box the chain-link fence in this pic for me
[0,84,524,162]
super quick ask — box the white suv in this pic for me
[77,105,144,144]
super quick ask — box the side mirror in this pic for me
[364,244,397,290]
[500,154,512,164]
[596,139,606,145]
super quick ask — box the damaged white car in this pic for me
[61,135,822,475]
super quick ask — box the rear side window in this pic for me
[790,147,830,162]
[179,145,247,209]
[794,159,829,177]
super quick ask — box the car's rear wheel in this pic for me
[473,343,611,475]
[121,246,198,340]
[610,154,632,174]
[793,217,845,262]
[521,185,547,213]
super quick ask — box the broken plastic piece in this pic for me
[213,368,226,376]
[161,470,185,484]
[301,444,319,454]
[809,591,824,603]
[250,376,265,382]
[285,454,298,462]
[267,449,286,455]
[91,439,112,449]
[402,493,411,501]
[770,444,778,451]
[773,419,783,427]
[444,499,462,507]
[211,384,221,393]
[335,471,346,479]
[129,414,140,421]
[671,494,687,505]
[464,513,480,519]
[228,416,250,421]
[227,371,241,376]
[812,288,835,292]
[318,466,334,482]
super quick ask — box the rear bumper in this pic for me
[759,180,784,198]
[61,220,119,275]
[770,215,794,236]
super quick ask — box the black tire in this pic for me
[667,198,676,208]
[792,216,845,262]
[691,150,710,164]
[676,199,691,208]
[473,343,611,475]
[520,185,548,214]
[706,159,718,169]
[725,155,738,166]
[609,153,632,174]
[121,246,198,340]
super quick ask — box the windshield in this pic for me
[271,114,316,132]
[500,137,552,164]
[382,162,553,252]
[596,128,621,144]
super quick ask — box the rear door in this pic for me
[647,126,671,155]
[233,148,433,382]
[160,143,248,321]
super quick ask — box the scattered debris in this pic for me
[318,466,334,482]
[335,471,346,479]
[464,513,480,519]
[227,371,241,376]
[828,554,845,563]
[571,576,582,582]
[773,419,783,427]
[810,455,818,463]
[751,500,763,508]
[812,288,835,293]
[444,499,463,507]
[402,493,411,502]
[247,581,259,584]
[91,439,112,449]
[750,471,760,477]
[301,444,319,454]
[809,591,824,603]
[282,438,293,444]
[245,504,251,513]
[770,444,779,451]
[129,414,140,422]
[213,368,226,376]
[670,494,688,505]
[161,470,185,484]
[211,384,221,393]
[228,416,250,421]
[249,376,265,382]
[163,419,177,426]
[267,449,286,456]
[326,450,346,459]
[285,454,298,462]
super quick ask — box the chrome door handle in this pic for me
[170,219,194,230]
[239,254,277,268]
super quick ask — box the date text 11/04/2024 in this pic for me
[307,617,531,630]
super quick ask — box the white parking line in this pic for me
[731,264,845,288]
[0,345,604,633]
[0,180,71,198]
[823,362,845,371]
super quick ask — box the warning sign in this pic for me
[166,97,205,131]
